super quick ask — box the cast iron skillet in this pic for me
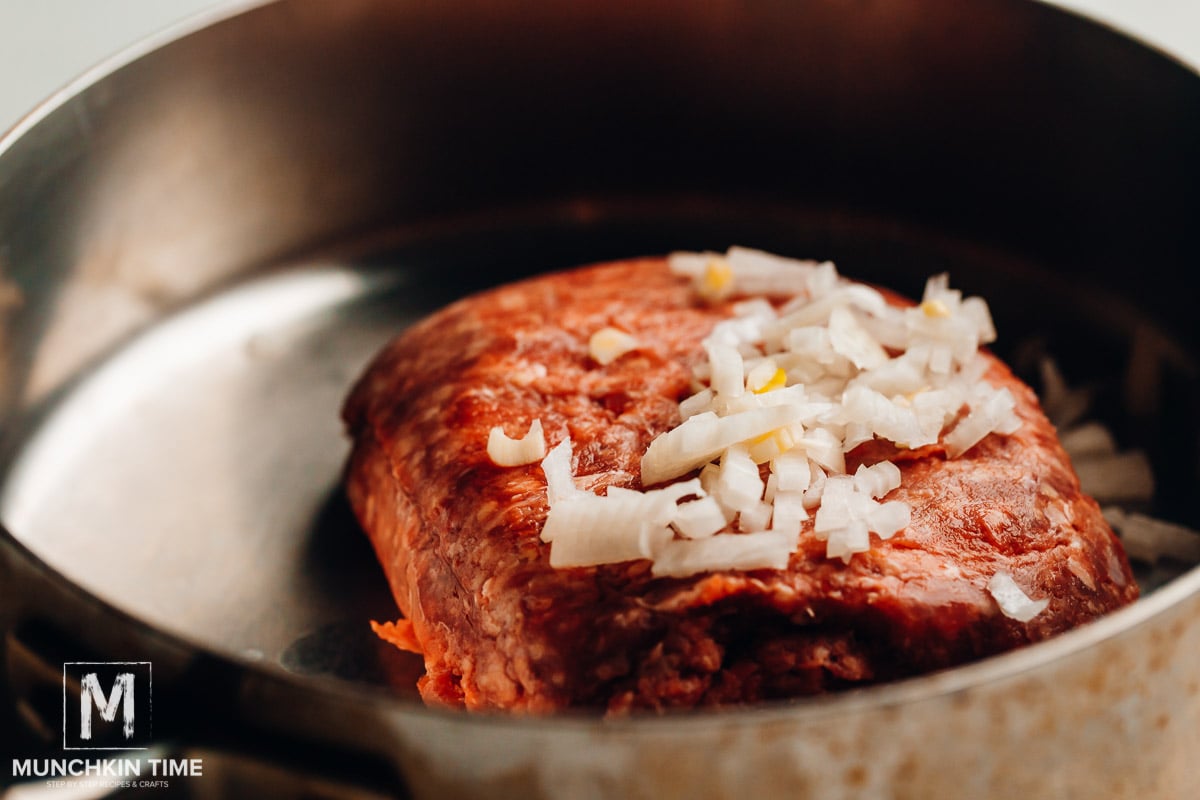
[1,1,1198,797]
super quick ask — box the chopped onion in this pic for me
[706,342,746,400]
[541,437,578,505]
[724,246,818,296]
[802,464,828,510]
[679,388,715,420]
[841,385,935,449]
[987,572,1049,622]
[641,404,806,486]
[738,500,774,532]
[747,359,785,393]
[1103,507,1200,565]
[828,306,888,370]
[771,451,812,493]
[672,496,729,539]
[1038,356,1092,429]
[944,385,1020,457]
[826,520,871,563]
[853,461,901,498]
[747,426,799,465]
[1059,421,1118,460]
[487,419,546,466]
[770,491,809,535]
[542,479,702,566]
[716,444,764,514]
[534,248,1022,574]
[651,530,795,578]
[813,474,909,559]
[588,326,639,365]
[796,427,845,474]
[667,250,723,280]
[1073,451,1155,505]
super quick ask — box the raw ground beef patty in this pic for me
[341,256,1138,713]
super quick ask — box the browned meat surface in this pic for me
[341,257,1138,713]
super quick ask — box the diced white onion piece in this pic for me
[960,296,997,344]
[771,451,812,493]
[802,464,828,510]
[667,250,723,279]
[543,478,703,564]
[672,496,729,539]
[639,524,675,558]
[813,476,859,535]
[944,385,1020,457]
[706,342,745,399]
[771,491,809,535]
[805,260,840,299]
[1103,507,1200,565]
[867,500,910,540]
[661,477,705,500]
[1059,421,1118,460]
[928,342,954,375]
[814,475,909,547]
[1074,451,1156,504]
[854,305,911,351]
[725,246,818,296]
[853,461,901,498]
[641,404,806,486]
[768,285,887,335]
[842,421,874,451]
[911,386,967,436]
[542,493,654,564]
[826,520,871,563]
[785,326,838,365]
[738,500,774,532]
[750,384,814,410]
[679,388,715,420]
[796,427,845,474]
[987,572,1049,622]
[588,326,639,365]
[541,437,578,505]
[716,445,765,513]
[747,426,800,465]
[651,530,795,578]
[746,359,782,393]
[732,297,778,321]
[841,385,935,449]
[1038,356,1092,429]
[488,419,546,467]
[698,258,736,302]
[828,306,888,370]
[849,352,927,397]
[706,315,770,350]
[764,472,779,503]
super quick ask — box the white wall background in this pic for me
[1,0,1198,135]
[0,0,228,133]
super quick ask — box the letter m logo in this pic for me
[80,672,135,740]
[63,662,152,750]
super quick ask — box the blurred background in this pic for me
[1,0,1199,136]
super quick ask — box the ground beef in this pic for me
[341,257,1138,713]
